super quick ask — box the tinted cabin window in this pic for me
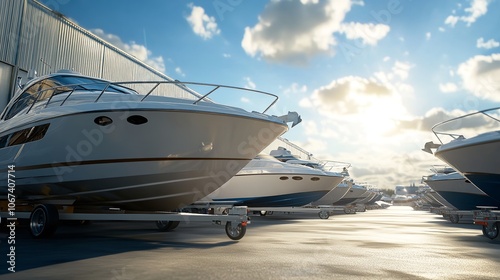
[4,75,136,120]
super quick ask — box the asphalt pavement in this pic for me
[1,206,499,279]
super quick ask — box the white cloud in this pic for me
[244,77,256,89]
[477,37,500,49]
[186,4,220,40]
[438,82,458,93]
[241,0,388,64]
[338,22,390,46]
[444,15,459,27]
[445,0,490,27]
[457,53,500,101]
[223,53,231,58]
[298,60,415,149]
[283,83,308,96]
[90,29,165,73]
[392,61,412,80]
[425,32,431,40]
[396,107,498,141]
[175,67,185,77]
[240,97,250,103]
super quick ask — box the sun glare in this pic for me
[359,99,401,141]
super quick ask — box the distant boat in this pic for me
[204,154,344,207]
[423,166,500,210]
[270,147,352,206]
[0,70,300,212]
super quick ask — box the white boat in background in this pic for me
[429,107,500,204]
[312,178,352,206]
[204,154,344,207]
[332,182,368,206]
[0,70,300,211]
[269,147,351,206]
[423,166,500,210]
[425,189,455,209]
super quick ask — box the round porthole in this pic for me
[127,115,148,125]
[279,176,289,180]
[292,176,303,181]
[311,177,320,181]
[94,116,113,126]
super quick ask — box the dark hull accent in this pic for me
[212,191,329,207]
[434,191,500,210]
[464,173,500,204]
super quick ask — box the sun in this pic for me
[358,99,401,141]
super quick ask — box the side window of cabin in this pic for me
[4,78,62,120]
[4,81,42,120]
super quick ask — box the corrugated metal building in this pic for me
[0,0,309,158]
[0,0,197,112]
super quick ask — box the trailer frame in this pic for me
[0,200,250,241]
[473,206,500,240]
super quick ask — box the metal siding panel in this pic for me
[0,0,23,64]
[2,0,200,100]
[54,22,103,77]
[16,2,59,74]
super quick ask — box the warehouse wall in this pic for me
[0,0,198,113]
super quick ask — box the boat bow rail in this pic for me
[18,79,282,116]
[431,107,500,145]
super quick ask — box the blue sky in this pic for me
[43,0,500,189]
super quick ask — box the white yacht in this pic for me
[0,70,300,211]
[332,182,368,206]
[430,107,500,205]
[204,154,344,207]
[423,166,499,210]
[269,147,351,206]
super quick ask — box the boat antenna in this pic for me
[16,76,23,89]
[40,57,52,73]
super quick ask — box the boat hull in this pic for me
[207,173,343,207]
[312,184,351,206]
[435,137,500,202]
[0,109,288,211]
[425,176,500,210]
[332,187,366,206]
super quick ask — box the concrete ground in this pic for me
[1,206,499,279]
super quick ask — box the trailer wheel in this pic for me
[168,221,180,230]
[156,220,180,232]
[482,222,499,240]
[225,221,246,240]
[259,211,267,216]
[449,214,459,224]
[318,211,330,219]
[344,208,350,214]
[29,204,59,238]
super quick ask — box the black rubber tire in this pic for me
[318,211,330,219]
[482,222,499,240]
[449,214,459,224]
[29,204,59,238]
[225,222,246,240]
[156,220,180,232]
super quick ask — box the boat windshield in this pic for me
[3,75,137,120]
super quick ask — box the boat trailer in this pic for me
[247,205,353,219]
[0,199,250,241]
[473,206,500,240]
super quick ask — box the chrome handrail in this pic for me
[23,80,279,115]
[319,160,351,172]
[431,106,500,144]
[115,81,279,114]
